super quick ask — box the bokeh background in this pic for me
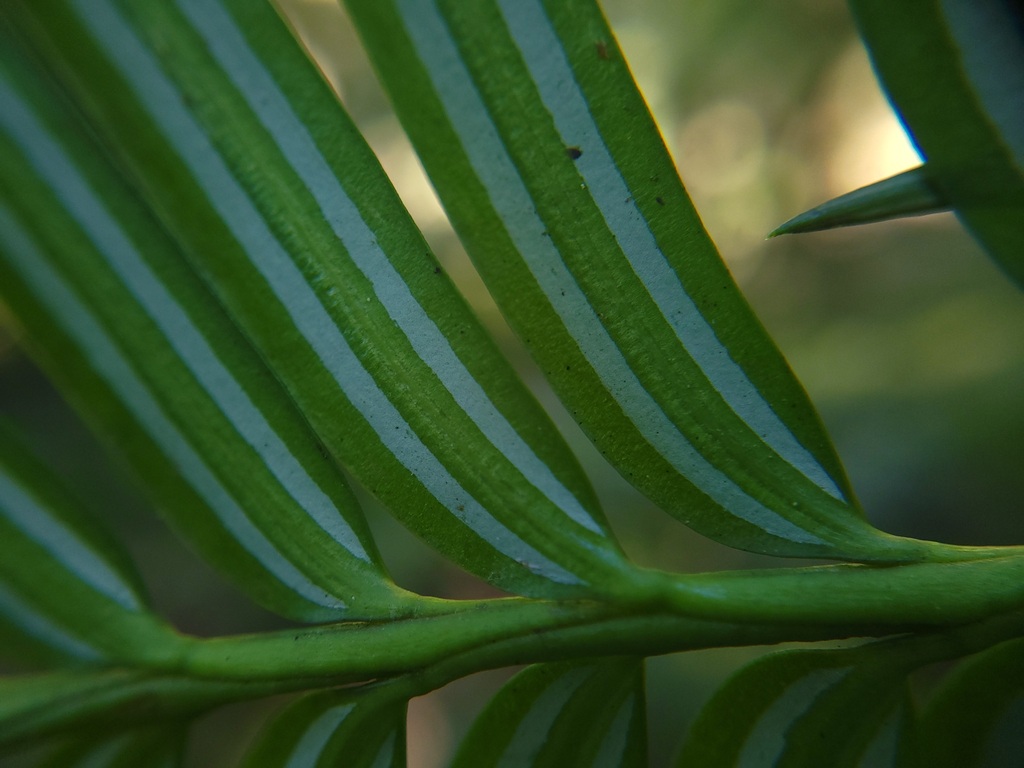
[2,0,1023,765]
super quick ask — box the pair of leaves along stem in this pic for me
[0,0,1022,764]
[2,0,924,621]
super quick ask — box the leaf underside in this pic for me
[452,659,647,768]
[1,0,641,602]
[242,689,406,768]
[676,644,916,768]
[344,0,924,562]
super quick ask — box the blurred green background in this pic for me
[2,0,1022,765]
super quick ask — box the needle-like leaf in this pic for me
[771,166,949,236]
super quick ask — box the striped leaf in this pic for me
[675,646,915,768]
[343,0,928,561]
[0,666,289,751]
[0,424,179,666]
[915,638,1024,768]
[0,25,410,622]
[38,726,186,768]
[451,659,646,768]
[241,689,406,768]
[3,0,637,598]
[804,0,1024,286]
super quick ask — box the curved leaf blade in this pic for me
[675,645,915,768]
[916,638,1024,768]
[0,667,287,752]
[850,0,1024,286]
[241,689,406,768]
[345,0,925,561]
[0,424,178,666]
[451,659,646,768]
[0,28,407,622]
[5,0,637,598]
[38,726,187,768]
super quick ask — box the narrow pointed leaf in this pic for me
[0,26,408,622]
[38,726,187,768]
[345,0,929,561]
[676,645,917,768]
[851,0,1024,286]
[916,638,1024,768]
[241,689,406,768]
[0,424,179,666]
[4,0,637,598]
[772,165,949,236]
[0,667,288,752]
[451,659,646,768]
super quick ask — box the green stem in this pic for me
[176,554,1024,681]
[650,555,1024,625]
[9,555,1024,749]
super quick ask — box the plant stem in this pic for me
[173,554,1024,682]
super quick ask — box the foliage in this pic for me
[0,0,1021,765]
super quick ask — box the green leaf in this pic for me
[771,166,950,236]
[675,645,915,768]
[344,0,929,562]
[915,638,1024,768]
[241,689,405,768]
[0,21,409,622]
[849,0,1024,287]
[38,726,186,768]
[3,0,638,599]
[451,659,646,768]
[0,423,179,666]
[0,667,288,752]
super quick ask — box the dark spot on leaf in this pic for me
[433,266,441,274]
[595,40,609,60]
[656,196,665,206]
[565,146,583,160]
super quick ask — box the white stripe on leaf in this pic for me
[370,732,400,768]
[395,0,823,545]
[284,703,355,768]
[0,204,344,611]
[0,472,140,611]
[593,697,635,768]
[0,582,103,661]
[496,667,591,767]
[497,0,844,502]
[737,666,851,768]
[177,0,604,537]
[0,73,370,564]
[68,0,580,583]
